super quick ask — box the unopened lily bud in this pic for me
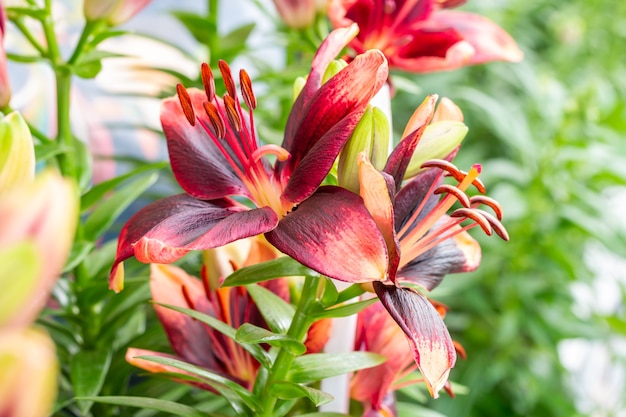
[0,170,78,328]
[292,76,306,102]
[321,59,348,84]
[0,327,58,417]
[404,120,468,179]
[272,0,316,29]
[0,112,35,191]
[338,106,390,193]
[0,4,10,109]
[84,0,152,26]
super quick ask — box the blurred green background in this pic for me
[390,0,626,415]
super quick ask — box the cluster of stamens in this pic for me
[398,159,508,268]
[175,61,291,216]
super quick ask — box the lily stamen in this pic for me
[470,195,504,220]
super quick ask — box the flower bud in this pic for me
[321,59,348,84]
[0,327,58,417]
[272,0,316,29]
[83,0,152,26]
[338,106,390,193]
[0,112,35,191]
[0,170,78,328]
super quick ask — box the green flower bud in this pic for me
[0,111,35,191]
[292,76,307,102]
[404,121,468,179]
[338,106,390,193]
[321,59,348,84]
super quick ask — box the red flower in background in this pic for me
[328,0,523,73]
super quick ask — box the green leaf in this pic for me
[319,278,339,307]
[288,352,386,383]
[5,6,47,21]
[235,323,305,355]
[246,284,294,334]
[78,396,206,417]
[311,297,378,319]
[296,413,350,417]
[83,172,158,241]
[137,355,261,412]
[222,256,318,287]
[74,50,126,79]
[73,137,93,192]
[70,349,112,415]
[335,284,366,304]
[34,143,71,162]
[216,23,256,61]
[171,11,214,45]
[268,381,333,406]
[154,302,271,369]
[80,161,167,209]
[63,241,95,273]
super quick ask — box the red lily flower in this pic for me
[109,24,390,292]
[327,0,523,73]
[127,236,331,389]
[269,96,508,397]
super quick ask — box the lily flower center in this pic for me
[397,159,509,269]
[176,61,294,218]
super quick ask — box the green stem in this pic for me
[258,276,318,416]
[68,20,105,66]
[11,18,47,56]
[206,0,219,65]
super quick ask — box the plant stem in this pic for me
[258,276,318,416]
[206,0,219,65]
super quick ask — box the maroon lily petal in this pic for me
[431,11,524,64]
[161,89,249,200]
[149,264,221,369]
[397,222,481,291]
[374,281,456,398]
[109,194,278,289]
[266,186,388,283]
[281,50,389,203]
[282,24,359,153]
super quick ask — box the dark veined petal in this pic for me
[109,194,278,290]
[397,224,481,291]
[149,264,221,369]
[161,89,249,200]
[280,50,389,203]
[393,168,442,230]
[266,186,388,283]
[374,281,456,398]
[282,24,360,152]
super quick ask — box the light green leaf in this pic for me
[222,256,318,287]
[236,323,305,355]
[63,241,95,273]
[288,352,386,383]
[246,284,295,334]
[70,349,112,415]
[311,297,378,320]
[137,355,261,412]
[78,396,206,417]
[268,381,333,406]
[155,302,271,369]
[83,173,158,241]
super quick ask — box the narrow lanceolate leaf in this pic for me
[246,284,295,334]
[288,352,386,383]
[311,297,379,320]
[77,396,206,417]
[235,323,306,355]
[70,349,112,415]
[154,302,271,369]
[374,282,456,398]
[83,172,158,241]
[222,256,318,287]
[137,355,261,412]
[269,381,334,406]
